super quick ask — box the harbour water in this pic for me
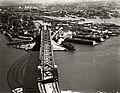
[54,36,120,92]
[1,18,120,93]
[0,33,27,93]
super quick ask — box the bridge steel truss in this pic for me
[38,25,61,93]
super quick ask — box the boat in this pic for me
[61,41,75,50]
[107,33,119,36]
[65,38,97,46]
[12,88,23,93]
[17,36,33,40]
[14,42,36,51]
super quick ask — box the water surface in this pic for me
[54,36,120,92]
[1,18,120,92]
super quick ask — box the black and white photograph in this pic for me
[0,0,120,93]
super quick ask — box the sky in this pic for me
[0,0,119,4]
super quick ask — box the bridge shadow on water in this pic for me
[23,42,40,93]
[6,34,42,93]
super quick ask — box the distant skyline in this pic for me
[0,0,119,4]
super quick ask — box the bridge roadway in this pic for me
[37,25,60,93]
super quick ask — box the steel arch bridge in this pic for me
[37,24,61,93]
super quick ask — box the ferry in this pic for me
[65,38,98,46]
[61,41,76,50]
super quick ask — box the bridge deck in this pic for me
[38,25,60,93]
